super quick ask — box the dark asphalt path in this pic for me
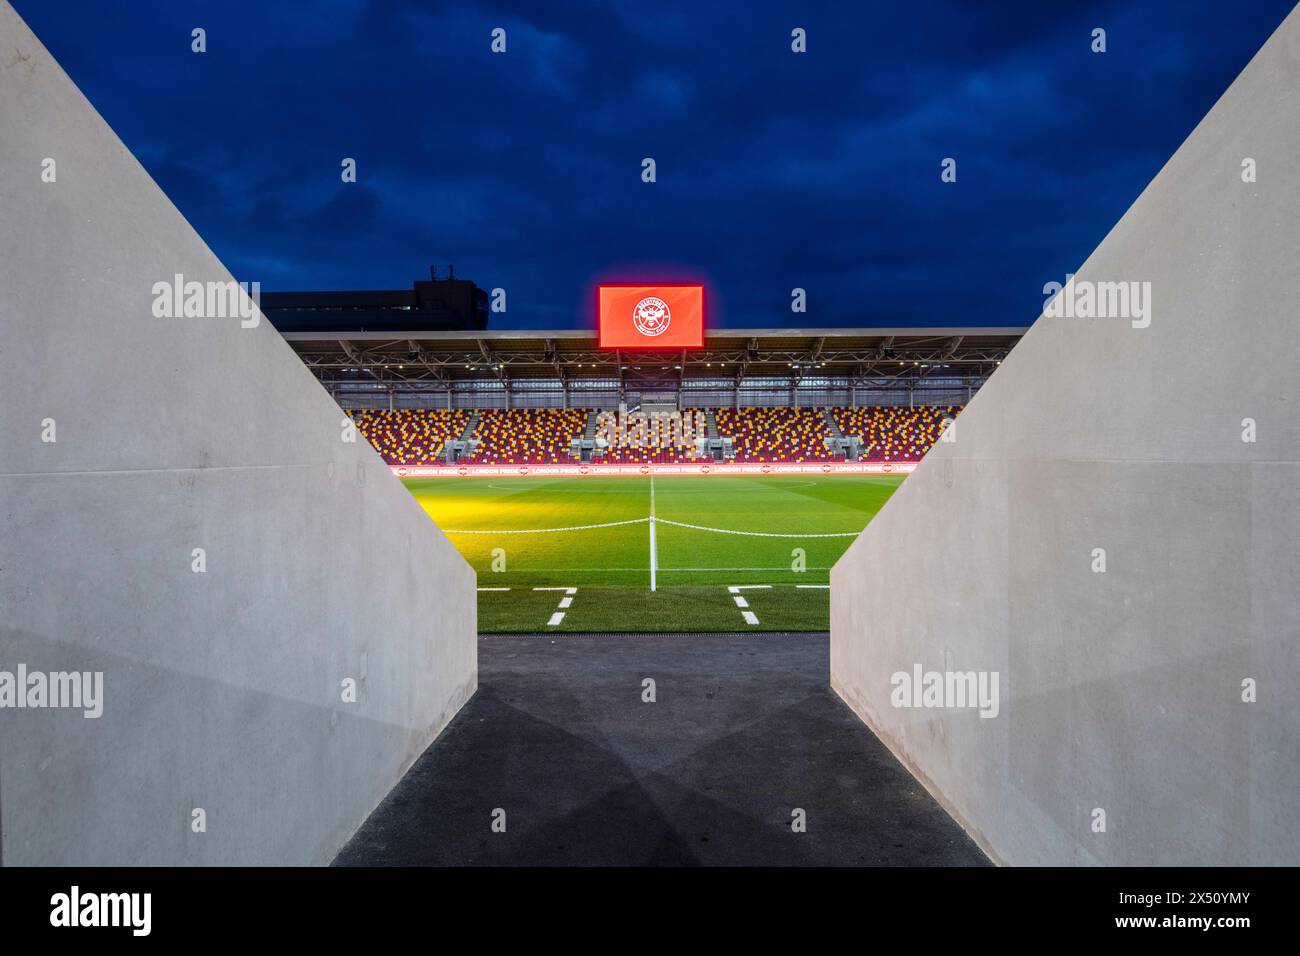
[335,633,988,866]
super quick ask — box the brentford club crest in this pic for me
[632,296,671,337]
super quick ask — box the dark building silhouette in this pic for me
[261,269,488,333]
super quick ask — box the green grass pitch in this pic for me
[402,474,905,632]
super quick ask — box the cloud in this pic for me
[13,0,1297,328]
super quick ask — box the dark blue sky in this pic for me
[14,0,1295,330]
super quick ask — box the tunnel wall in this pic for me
[0,3,477,865]
[830,9,1300,865]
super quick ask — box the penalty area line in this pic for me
[532,586,578,626]
[725,585,766,626]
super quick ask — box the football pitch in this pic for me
[403,474,905,632]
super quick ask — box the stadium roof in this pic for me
[281,326,1027,389]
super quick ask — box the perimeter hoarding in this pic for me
[598,284,704,348]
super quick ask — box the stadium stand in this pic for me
[714,407,836,463]
[595,407,708,464]
[460,408,588,464]
[349,409,470,464]
[831,405,962,462]
[348,405,963,465]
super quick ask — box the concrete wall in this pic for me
[831,9,1300,865]
[0,3,476,865]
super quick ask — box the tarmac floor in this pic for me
[334,632,989,866]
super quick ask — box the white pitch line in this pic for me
[649,476,658,593]
[733,596,749,608]
[727,585,773,593]
[532,586,579,621]
[741,611,760,625]
[477,587,511,592]
[795,584,831,589]
[662,567,833,572]
[649,516,657,593]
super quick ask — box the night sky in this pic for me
[12,0,1295,330]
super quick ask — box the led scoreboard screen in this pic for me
[598,284,704,348]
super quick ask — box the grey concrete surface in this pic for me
[831,9,1300,865]
[0,2,476,865]
[336,634,988,866]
